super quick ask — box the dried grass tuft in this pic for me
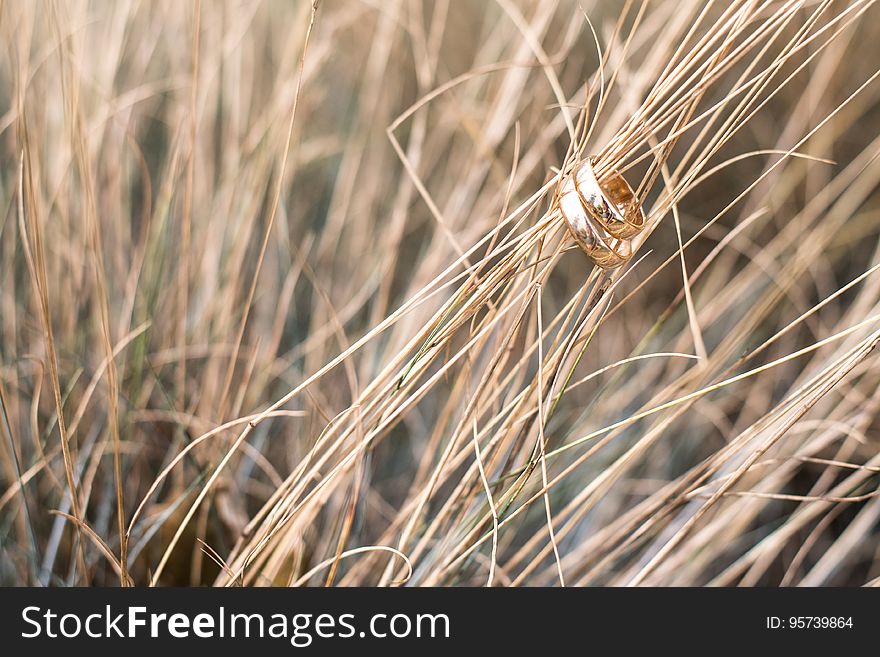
[1,0,879,586]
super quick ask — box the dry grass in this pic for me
[1,0,880,586]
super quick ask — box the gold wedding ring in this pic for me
[558,157,645,269]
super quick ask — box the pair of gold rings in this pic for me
[558,157,646,269]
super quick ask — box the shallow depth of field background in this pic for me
[1,0,880,586]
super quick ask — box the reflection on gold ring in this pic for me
[558,157,646,269]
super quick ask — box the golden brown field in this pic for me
[2,0,880,586]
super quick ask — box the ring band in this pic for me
[575,157,645,239]
[558,157,645,269]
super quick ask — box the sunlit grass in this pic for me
[1,0,879,587]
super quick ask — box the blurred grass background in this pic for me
[1,0,879,586]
